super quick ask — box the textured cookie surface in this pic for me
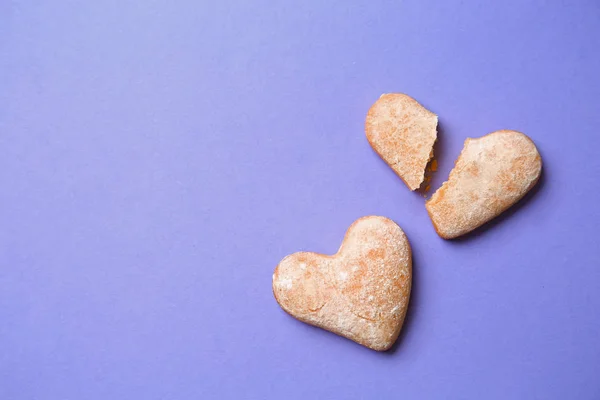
[272,216,412,351]
[426,130,542,239]
[366,93,438,190]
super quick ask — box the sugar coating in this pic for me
[272,216,412,351]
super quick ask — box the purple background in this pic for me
[1,1,599,399]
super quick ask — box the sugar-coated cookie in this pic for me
[272,216,412,351]
[426,130,542,239]
[366,93,438,190]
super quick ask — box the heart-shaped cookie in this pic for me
[272,216,412,351]
[426,130,542,239]
[366,93,438,191]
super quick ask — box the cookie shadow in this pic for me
[450,164,547,243]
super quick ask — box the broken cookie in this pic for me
[426,130,542,239]
[366,93,438,190]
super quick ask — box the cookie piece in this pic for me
[366,93,438,190]
[426,130,542,239]
[272,216,412,351]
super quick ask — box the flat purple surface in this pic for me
[1,1,600,399]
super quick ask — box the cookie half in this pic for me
[426,130,542,239]
[366,93,438,190]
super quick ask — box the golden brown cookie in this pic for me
[426,130,542,239]
[272,216,412,351]
[366,93,438,190]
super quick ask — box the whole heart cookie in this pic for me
[272,216,412,351]
[426,130,542,239]
[366,93,438,191]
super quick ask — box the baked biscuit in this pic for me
[426,130,542,239]
[366,93,438,190]
[272,216,412,351]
